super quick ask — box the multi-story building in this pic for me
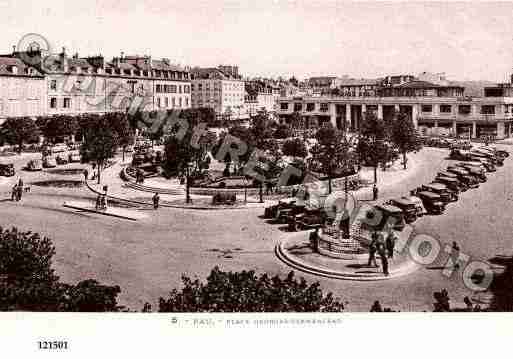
[190,66,245,120]
[277,77,513,139]
[244,79,280,117]
[0,47,191,120]
[0,55,45,120]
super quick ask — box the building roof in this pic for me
[191,67,239,80]
[0,56,43,77]
[339,78,381,86]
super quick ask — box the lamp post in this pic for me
[185,161,193,204]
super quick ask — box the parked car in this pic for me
[131,153,145,166]
[264,198,296,219]
[422,183,458,202]
[56,154,69,165]
[401,196,427,217]
[477,146,508,159]
[68,152,81,163]
[413,191,445,215]
[278,204,305,224]
[435,175,467,192]
[0,162,15,177]
[446,167,480,189]
[294,208,327,231]
[26,159,43,171]
[363,204,406,232]
[50,143,68,153]
[386,198,418,223]
[43,156,57,168]
[449,149,474,161]
[471,149,503,166]
[454,164,487,182]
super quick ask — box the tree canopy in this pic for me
[282,137,308,159]
[158,266,345,312]
[390,112,422,169]
[0,117,40,153]
[0,226,121,312]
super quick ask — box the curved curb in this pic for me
[63,202,139,221]
[275,235,420,281]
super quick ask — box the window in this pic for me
[106,68,112,75]
[143,70,148,77]
[294,103,302,111]
[172,97,176,107]
[165,97,169,107]
[280,102,289,110]
[481,105,495,114]
[179,98,182,107]
[179,85,182,94]
[440,105,452,113]
[156,84,161,93]
[421,105,432,113]
[306,103,315,112]
[458,105,471,115]
[50,80,57,91]
[50,97,57,109]
[63,98,71,109]
[185,98,189,107]
[157,98,161,108]
[320,103,328,112]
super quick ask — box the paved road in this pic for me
[0,146,511,311]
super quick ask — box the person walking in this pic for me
[372,184,379,201]
[16,181,23,201]
[309,228,320,253]
[375,238,389,276]
[11,184,18,201]
[386,231,396,259]
[83,168,89,181]
[153,192,160,210]
[451,241,461,269]
[368,232,378,267]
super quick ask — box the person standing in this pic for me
[451,241,461,269]
[153,192,160,210]
[376,238,389,276]
[372,184,378,201]
[83,168,89,181]
[16,181,23,201]
[368,232,378,267]
[11,184,18,201]
[386,231,396,259]
[309,228,320,253]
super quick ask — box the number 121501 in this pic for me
[38,341,68,350]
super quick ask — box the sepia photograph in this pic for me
[1,0,513,356]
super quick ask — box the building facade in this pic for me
[277,79,513,139]
[0,47,191,120]
[0,56,46,120]
[190,67,245,120]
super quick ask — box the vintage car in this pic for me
[264,198,296,219]
[386,197,418,223]
[50,143,68,153]
[435,176,466,192]
[477,146,509,159]
[68,152,81,163]
[420,183,458,203]
[449,149,474,161]
[293,208,327,231]
[446,167,480,188]
[55,154,69,165]
[0,162,15,177]
[454,164,486,182]
[466,157,496,172]
[42,156,57,168]
[414,191,445,215]
[362,204,406,232]
[26,159,43,171]
[401,196,427,217]
[471,149,503,166]
[277,203,305,224]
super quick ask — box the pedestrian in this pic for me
[153,192,160,210]
[376,234,388,275]
[309,228,320,253]
[368,232,378,267]
[95,194,101,210]
[18,177,24,189]
[83,168,89,181]
[11,184,18,201]
[372,184,379,201]
[386,231,396,259]
[380,250,389,276]
[451,241,461,269]
[17,182,23,201]
[370,300,383,312]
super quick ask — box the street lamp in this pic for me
[185,161,193,204]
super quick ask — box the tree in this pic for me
[390,112,422,169]
[158,266,345,312]
[282,138,308,159]
[37,115,79,144]
[80,115,119,184]
[310,124,355,194]
[0,117,40,153]
[357,112,389,184]
[0,226,122,311]
[273,123,293,139]
[107,112,135,163]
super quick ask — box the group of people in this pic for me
[11,178,24,202]
[95,194,108,211]
[368,231,396,276]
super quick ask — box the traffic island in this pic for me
[276,231,419,281]
[63,201,147,221]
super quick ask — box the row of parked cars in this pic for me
[420,136,473,150]
[25,152,81,171]
[263,145,509,236]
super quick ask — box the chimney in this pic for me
[12,45,16,55]
[61,47,68,72]
[120,52,124,62]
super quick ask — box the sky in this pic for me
[1,0,512,82]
